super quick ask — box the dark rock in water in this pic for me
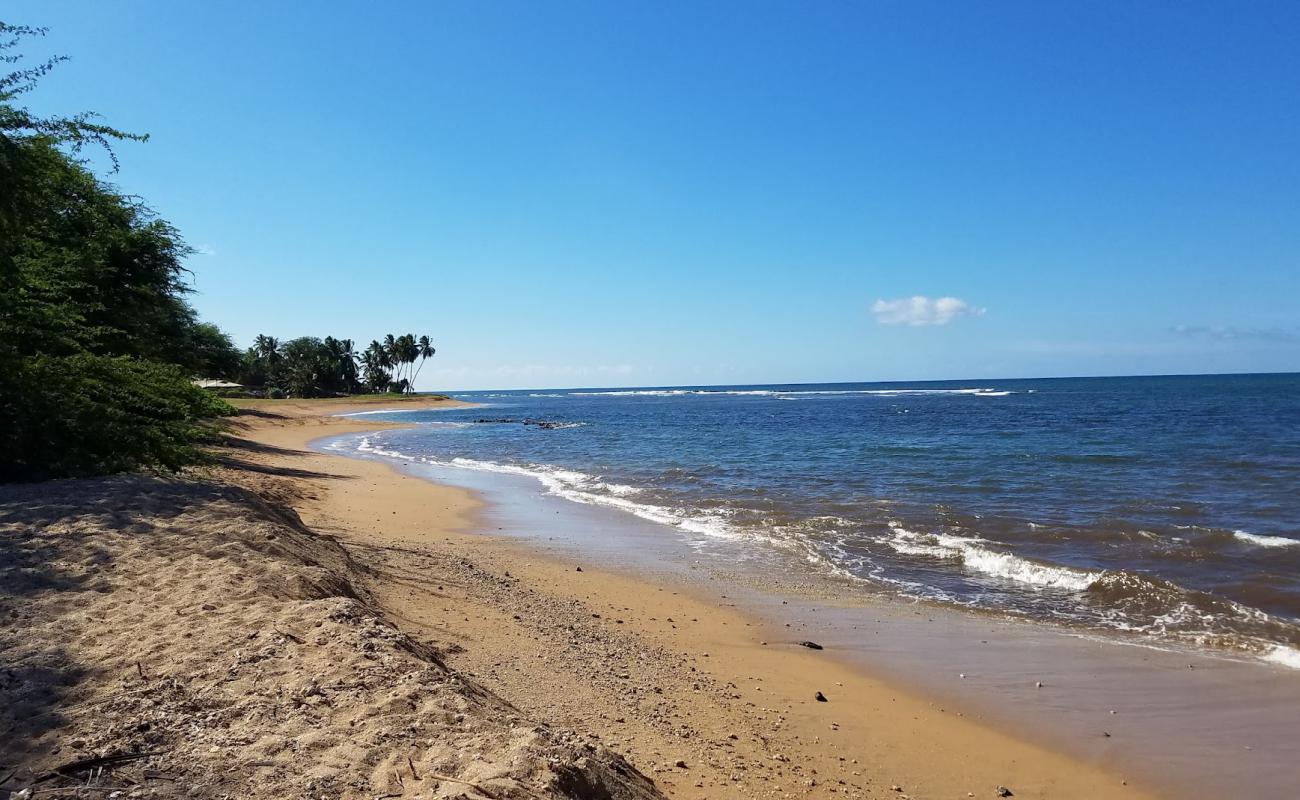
[474,417,570,430]
[524,418,569,429]
[799,641,824,650]
[815,691,828,702]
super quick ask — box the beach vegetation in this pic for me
[0,21,237,481]
[237,331,436,397]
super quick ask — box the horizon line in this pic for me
[428,369,1299,395]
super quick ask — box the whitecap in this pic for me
[567,387,1014,398]
[1233,530,1299,548]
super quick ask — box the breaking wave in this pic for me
[884,522,1101,591]
[1233,530,1300,548]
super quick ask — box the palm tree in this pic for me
[254,334,279,362]
[359,343,389,393]
[398,334,418,392]
[339,338,358,391]
[380,334,400,388]
[322,336,359,394]
[410,335,436,391]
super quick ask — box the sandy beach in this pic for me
[212,398,1155,799]
[0,396,1168,798]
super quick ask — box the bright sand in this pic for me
[228,397,1159,799]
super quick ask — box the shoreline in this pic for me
[227,398,1162,799]
[320,428,1300,800]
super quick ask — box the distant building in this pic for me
[192,379,244,390]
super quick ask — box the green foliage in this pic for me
[359,333,434,395]
[183,322,242,379]
[237,331,436,398]
[277,336,334,398]
[0,21,238,481]
[0,353,233,482]
[238,335,361,397]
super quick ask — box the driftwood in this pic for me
[36,751,164,783]
[427,772,500,798]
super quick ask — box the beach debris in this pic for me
[798,640,824,650]
[36,750,165,782]
[996,786,1014,797]
[675,760,688,769]
[815,691,828,702]
[1035,681,1043,688]
[575,566,583,572]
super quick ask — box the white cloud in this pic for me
[871,296,985,326]
[1172,324,1297,343]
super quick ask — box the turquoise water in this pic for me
[337,374,1300,664]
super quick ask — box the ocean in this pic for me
[332,373,1300,667]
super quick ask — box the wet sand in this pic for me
[340,445,1300,800]
[227,398,1164,799]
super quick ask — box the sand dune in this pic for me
[0,475,660,799]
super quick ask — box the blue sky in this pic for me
[10,1,1299,389]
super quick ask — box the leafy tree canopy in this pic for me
[0,21,238,481]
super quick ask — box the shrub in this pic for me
[0,353,234,482]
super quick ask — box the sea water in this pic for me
[333,373,1300,666]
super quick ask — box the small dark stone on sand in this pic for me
[815,691,828,702]
[996,786,1014,797]
[799,641,824,650]
[575,566,583,572]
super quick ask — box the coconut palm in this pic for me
[362,340,392,392]
[397,334,419,391]
[410,335,436,391]
[254,334,279,362]
[323,336,358,393]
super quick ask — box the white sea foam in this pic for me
[567,387,1014,398]
[1232,530,1299,548]
[569,389,692,396]
[356,438,743,543]
[337,407,430,417]
[884,522,1100,591]
[1262,645,1300,670]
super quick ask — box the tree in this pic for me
[396,334,417,390]
[360,342,391,393]
[323,336,358,393]
[382,333,399,386]
[410,334,436,391]
[0,21,234,480]
[276,337,333,398]
[184,321,242,379]
[238,334,282,389]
